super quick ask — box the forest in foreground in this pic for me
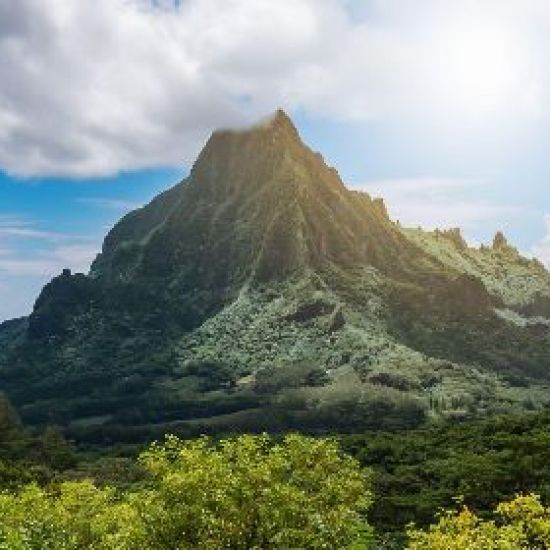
[1,396,550,549]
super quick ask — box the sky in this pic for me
[1,0,550,321]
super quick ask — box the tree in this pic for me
[131,434,374,549]
[40,425,78,470]
[407,494,550,549]
[0,396,20,435]
[0,434,374,549]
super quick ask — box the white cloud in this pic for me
[0,227,74,241]
[357,177,526,236]
[0,240,100,320]
[532,214,550,268]
[0,222,100,320]
[0,277,39,321]
[0,216,93,242]
[1,0,549,177]
[0,244,99,277]
[0,238,99,319]
[0,216,100,277]
[0,0,336,177]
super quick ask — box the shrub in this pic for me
[0,434,374,549]
[254,361,328,394]
[407,494,550,549]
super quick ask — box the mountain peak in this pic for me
[206,108,299,143]
[95,108,413,289]
[188,108,321,199]
[262,108,298,134]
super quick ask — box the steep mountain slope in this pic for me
[92,110,421,288]
[1,110,549,442]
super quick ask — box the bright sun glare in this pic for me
[432,19,523,119]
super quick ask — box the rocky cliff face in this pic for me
[1,110,550,440]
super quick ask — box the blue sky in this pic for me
[1,0,550,320]
[0,167,184,319]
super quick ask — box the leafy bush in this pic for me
[407,494,550,549]
[0,482,126,549]
[254,361,328,394]
[182,360,237,391]
[0,434,374,549]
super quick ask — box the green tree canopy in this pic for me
[407,494,550,549]
[0,434,373,549]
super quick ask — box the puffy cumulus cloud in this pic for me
[2,0,550,177]
[0,0,342,177]
[532,214,550,268]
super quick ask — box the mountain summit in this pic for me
[1,111,550,441]
[92,109,413,291]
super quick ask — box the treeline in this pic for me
[341,409,550,540]
[3,395,550,547]
[0,396,78,489]
[62,361,426,445]
[0,430,549,549]
[9,357,427,444]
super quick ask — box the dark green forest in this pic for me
[2,394,550,548]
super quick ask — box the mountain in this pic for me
[1,110,550,443]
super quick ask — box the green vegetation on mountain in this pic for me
[404,227,550,312]
[0,109,549,441]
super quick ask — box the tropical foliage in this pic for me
[342,410,550,536]
[408,494,550,549]
[0,434,374,549]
